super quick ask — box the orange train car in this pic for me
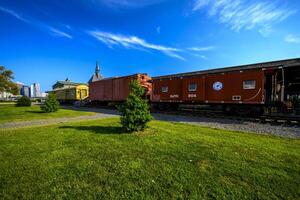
[89,73,152,102]
[152,68,264,104]
[151,58,300,112]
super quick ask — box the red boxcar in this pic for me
[151,68,265,105]
[89,73,152,102]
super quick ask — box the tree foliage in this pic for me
[41,93,59,113]
[16,96,31,107]
[118,80,152,132]
[0,66,19,95]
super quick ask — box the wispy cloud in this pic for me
[192,0,296,34]
[187,46,215,51]
[285,34,300,44]
[88,30,185,60]
[49,27,73,39]
[0,6,29,23]
[258,25,273,37]
[189,53,208,60]
[0,6,72,39]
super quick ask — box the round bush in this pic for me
[16,96,31,107]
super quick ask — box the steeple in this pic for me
[95,61,100,75]
[89,61,103,83]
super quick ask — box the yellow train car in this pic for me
[52,84,89,103]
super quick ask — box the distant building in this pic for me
[88,61,103,83]
[20,85,31,97]
[52,78,87,90]
[0,91,13,99]
[40,92,48,98]
[30,83,41,98]
[0,81,23,99]
[35,83,41,97]
[30,84,34,97]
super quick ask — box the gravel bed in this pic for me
[153,114,300,139]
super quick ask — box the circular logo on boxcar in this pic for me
[213,81,223,91]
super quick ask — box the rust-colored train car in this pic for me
[152,69,264,104]
[151,58,300,111]
[89,73,152,102]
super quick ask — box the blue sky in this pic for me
[0,0,300,91]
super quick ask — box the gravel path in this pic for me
[0,110,118,130]
[1,107,299,139]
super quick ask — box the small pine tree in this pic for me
[118,80,152,132]
[41,93,59,113]
[16,96,31,107]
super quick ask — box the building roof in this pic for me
[153,57,300,80]
[55,81,87,86]
[89,61,103,83]
[52,79,87,90]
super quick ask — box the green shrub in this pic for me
[118,80,152,132]
[16,96,31,107]
[41,93,59,113]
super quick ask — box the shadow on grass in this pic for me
[59,125,125,134]
[25,110,45,114]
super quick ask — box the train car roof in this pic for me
[153,57,300,80]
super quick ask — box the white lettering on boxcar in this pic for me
[170,94,179,98]
[188,94,197,98]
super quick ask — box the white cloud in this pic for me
[0,6,29,23]
[190,53,208,59]
[49,28,73,39]
[187,46,215,51]
[88,30,185,60]
[259,25,273,37]
[0,6,72,39]
[193,0,210,11]
[192,0,296,33]
[285,34,300,44]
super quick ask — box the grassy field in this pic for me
[0,104,95,123]
[0,118,299,199]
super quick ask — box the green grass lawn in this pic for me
[0,118,299,199]
[0,105,95,123]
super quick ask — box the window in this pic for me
[188,83,197,92]
[243,80,256,89]
[82,89,87,98]
[161,86,168,93]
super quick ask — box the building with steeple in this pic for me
[89,61,103,83]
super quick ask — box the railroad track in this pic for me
[153,109,300,125]
[82,104,300,125]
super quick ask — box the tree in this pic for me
[16,96,31,107]
[41,93,59,113]
[118,80,152,132]
[0,66,19,95]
